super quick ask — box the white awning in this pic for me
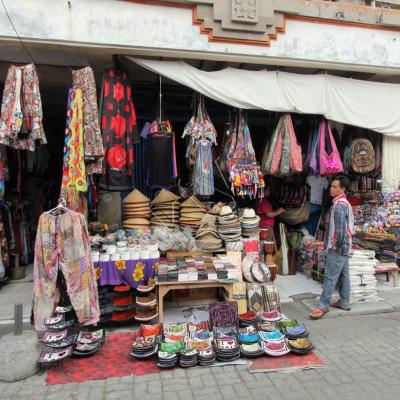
[129,57,400,136]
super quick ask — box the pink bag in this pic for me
[287,115,303,173]
[269,122,284,175]
[319,120,344,176]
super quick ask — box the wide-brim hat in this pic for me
[196,229,220,239]
[179,212,205,219]
[181,195,205,209]
[220,206,233,217]
[123,224,150,229]
[125,213,151,219]
[123,218,150,226]
[124,204,150,210]
[123,189,150,204]
[151,189,180,205]
[151,221,178,228]
[240,216,260,225]
[180,209,206,215]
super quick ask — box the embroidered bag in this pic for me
[287,114,303,173]
[319,120,343,176]
[350,138,375,174]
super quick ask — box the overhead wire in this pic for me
[1,0,36,64]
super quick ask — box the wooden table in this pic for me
[156,280,234,322]
[374,264,399,287]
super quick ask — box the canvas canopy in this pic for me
[129,57,400,136]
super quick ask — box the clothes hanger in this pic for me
[47,198,69,216]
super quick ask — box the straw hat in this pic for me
[181,195,204,209]
[151,189,180,205]
[124,205,150,211]
[220,206,233,217]
[123,189,150,204]
[239,208,260,225]
[123,218,150,226]
[179,212,205,219]
[151,221,177,228]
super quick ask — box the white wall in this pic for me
[1,0,400,73]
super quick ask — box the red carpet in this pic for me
[248,351,326,373]
[46,332,161,385]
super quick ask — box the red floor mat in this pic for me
[248,351,326,373]
[46,332,161,385]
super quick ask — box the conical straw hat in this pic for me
[181,195,204,209]
[151,189,180,205]
[123,217,150,226]
[123,189,150,204]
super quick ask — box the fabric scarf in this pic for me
[61,88,87,211]
[72,67,103,175]
[327,194,355,252]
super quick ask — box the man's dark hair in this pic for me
[333,174,350,190]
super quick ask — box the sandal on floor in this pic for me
[331,302,351,311]
[309,308,329,320]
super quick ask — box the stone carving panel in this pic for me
[232,0,259,23]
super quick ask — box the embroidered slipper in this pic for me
[331,302,351,311]
[309,308,329,320]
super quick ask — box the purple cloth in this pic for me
[140,122,151,139]
[94,258,158,288]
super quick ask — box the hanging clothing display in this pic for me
[99,69,138,191]
[32,209,99,331]
[0,64,46,151]
[72,67,104,175]
[263,114,302,176]
[60,88,87,210]
[183,96,217,196]
[192,140,214,196]
[146,121,178,189]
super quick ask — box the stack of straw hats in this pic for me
[150,189,181,229]
[195,214,223,251]
[240,208,261,237]
[217,206,242,243]
[123,189,151,230]
[179,195,206,228]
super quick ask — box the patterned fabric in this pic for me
[193,140,214,196]
[99,69,138,191]
[209,302,238,328]
[94,258,157,288]
[246,283,264,313]
[32,210,99,331]
[0,64,46,151]
[72,67,103,175]
[61,89,87,210]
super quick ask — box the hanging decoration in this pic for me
[182,95,217,196]
[60,88,87,211]
[263,113,303,176]
[220,110,265,198]
[0,64,47,151]
[99,69,139,191]
[71,67,104,175]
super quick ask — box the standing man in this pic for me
[310,175,354,319]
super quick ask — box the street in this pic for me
[1,300,399,400]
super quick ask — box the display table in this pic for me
[156,280,234,322]
[374,263,399,287]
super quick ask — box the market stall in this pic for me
[0,56,399,369]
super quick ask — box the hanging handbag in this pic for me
[280,201,310,225]
[309,126,320,176]
[319,120,344,176]
[288,114,303,173]
[264,116,283,174]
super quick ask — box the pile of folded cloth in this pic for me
[239,311,260,327]
[239,208,260,238]
[349,249,380,303]
[179,195,206,228]
[195,214,224,251]
[150,189,181,229]
[130,324,162,359]
[217,206,242,243]
[214,327,241,362]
